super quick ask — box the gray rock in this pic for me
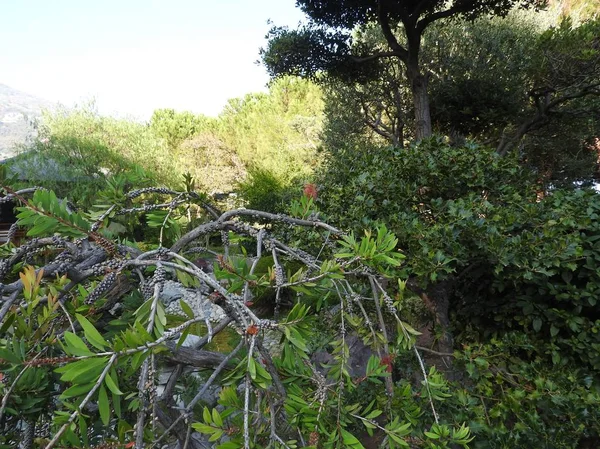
[160,280,226,322]
[312,333,376,378]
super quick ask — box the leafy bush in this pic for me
[318,137,537,281]
[0,182,473,449]
[176,133,246,194]
[218,76,323,182]
[39,105,175,184]
[149,108,215,150]
[454,188,600,371]
[3,105,175,207]
[236,166,299,213]
[316,137,600,447]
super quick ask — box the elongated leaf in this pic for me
[203,406,212,424]
[179,299,195,319]
[64,332,94,356]
[60,382,96,399]
[112,390,122,418]
[248,357,257,380]
[0,348,21,364]
[98,384,110,426]
[212,408,223,427]
[105,371,123,395]
[341,429,365,449]
[79,415,89,447]
[76,314,109,350]
[55,357,108,384]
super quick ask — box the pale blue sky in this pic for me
[0,0,305,118]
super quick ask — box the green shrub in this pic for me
[218,76,323,182]
[18,105,176,191]
[318,137,537,281]
[0,183,472,449]
[236,166,299,213]
[317,137,600,446]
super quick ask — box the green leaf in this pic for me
[193,422,215,434]
[216,441,242,449]
[79,415,89,447]
[212,408,223,427]
[60,382,96,399]
[156,302,167,326]
[55,357,108,384]
[203,406,212,424]
[64,332,95,356]
[366,410,382,419]
[248,357,257,380]
[286,327,308,351]
[98,384,110,426]
[176,325,192,349]
[180,299,195,319]
[388,432,409,446]
[209,429,224,442]
[105,371,123,395]
[76,314,109,350]
[341,429,365,449]
[424,431,440,439]
[112,389,122,418]
[0,348,22,364]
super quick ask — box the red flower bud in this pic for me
[303,183,318,200]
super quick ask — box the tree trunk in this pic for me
[410,71,432,140]
[407,278,454,367]
[430,283,453,357]
[420,281,453,355]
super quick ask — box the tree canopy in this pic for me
[262,0,547,139]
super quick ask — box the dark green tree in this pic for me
[318,13,600,184]
[262,0,546,140]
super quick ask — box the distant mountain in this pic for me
[0,83,54,160]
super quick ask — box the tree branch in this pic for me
[497,82,600,155]
[351,51,400,63]
[416,6,464,33]
[377,2,409,62]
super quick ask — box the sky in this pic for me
[0,0,306,119]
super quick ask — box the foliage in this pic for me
[148,77,324,196]
[0,182,474,449]
[316,137,600,446]
[321,57,409,148]
[176,133,246,194]
[452,188,600,371]
[425,13,540,139]
[499,16,600,182]
[317,138,536,281]
[38,105,174,185]
[1,3,599,447]
[236,166,298,214]
[450,336,600,448]
[552,0,600,19]
[262,0,546,139]
[149,108,215,150]
[262,0,545,79]
[318,12,600,184]
[217,76,323,182]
